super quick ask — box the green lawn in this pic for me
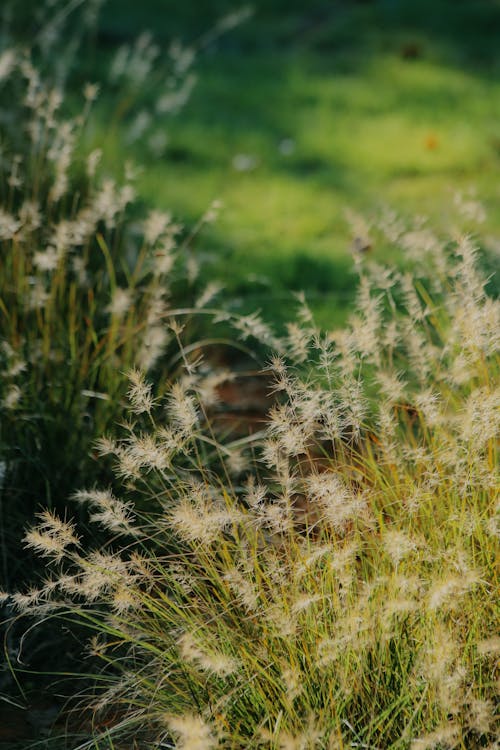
[11,0,500,324]
[74,0,500,326]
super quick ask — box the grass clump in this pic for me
[14,231,499,748]
[0,20,223,599]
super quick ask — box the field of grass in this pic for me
[0,2,498,748]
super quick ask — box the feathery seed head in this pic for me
[127,368,155,413]
[166,713,217,750]
[24,511,79,560]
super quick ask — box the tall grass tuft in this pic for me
[13,231,499,748]
[0,9,223,606]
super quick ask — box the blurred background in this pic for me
[9,0,500,326]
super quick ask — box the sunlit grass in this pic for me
[19,231,499,749]
[1,3,499,747]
